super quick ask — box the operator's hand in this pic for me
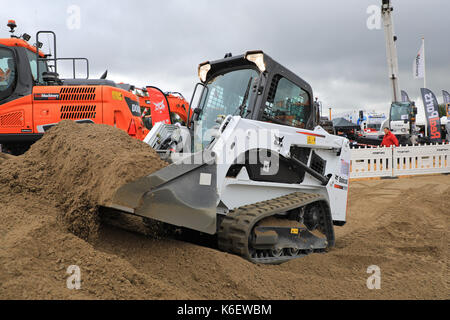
[296,122,305,129]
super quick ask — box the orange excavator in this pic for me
[135,86,190,130]
[0,20,147,154]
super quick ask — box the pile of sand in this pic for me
[0,153,13,162]
[0,120,167,239]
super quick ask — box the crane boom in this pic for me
[382,0,400,103]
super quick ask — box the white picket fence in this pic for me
[350,143,450,179]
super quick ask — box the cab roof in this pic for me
[0,37,45,57]
[205,51,313,95]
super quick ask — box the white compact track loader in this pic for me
[106,51,351,264]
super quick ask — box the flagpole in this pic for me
[422,37,426,88]
[421,37,427,137]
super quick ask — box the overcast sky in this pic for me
[3,0,449,120]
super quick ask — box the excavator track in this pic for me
[218,192,335,264]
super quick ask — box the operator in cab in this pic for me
[381,126,399,147]
[0,59,14,83]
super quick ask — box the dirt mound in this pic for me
[0,153,13,163]
[0,120,167,239]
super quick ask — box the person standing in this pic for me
[381,127,399,147]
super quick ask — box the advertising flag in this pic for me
[146,86,171,126]
[444,90,450,117]
[413,42,425,79]
[420,88,442,143]
[443,90,450,104]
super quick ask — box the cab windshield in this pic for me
[367,123,381,130]
[195,68,259,149]
[0,47,17,100]
[390,102,411,121]
[26,49,49,83]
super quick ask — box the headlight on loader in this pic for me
[245,51,266,72]
[198,62,211,83]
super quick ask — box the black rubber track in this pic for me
[217,192,335,264]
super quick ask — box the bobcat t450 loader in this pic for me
[107,51,351,264]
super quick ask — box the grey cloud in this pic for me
[2,0,449,114]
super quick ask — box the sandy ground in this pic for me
[0,122,448,300]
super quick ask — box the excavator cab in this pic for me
[0,49,16,99]
[0,40,44,104]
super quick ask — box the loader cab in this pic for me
[192,51,315,149]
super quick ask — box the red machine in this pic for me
[136,86,190,129]
[0,20,147,154]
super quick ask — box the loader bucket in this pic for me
[105,152,219,235]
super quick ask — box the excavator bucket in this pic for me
[105,152,219,235]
